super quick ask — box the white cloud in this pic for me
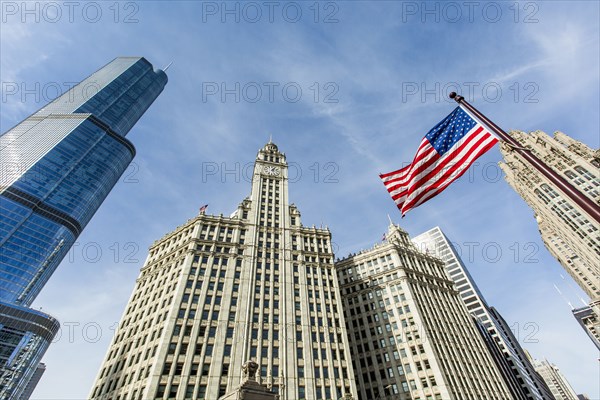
[5,2,597,398]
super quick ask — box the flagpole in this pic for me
[449,92,600,224]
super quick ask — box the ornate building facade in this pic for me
[412,227,554,400]
[572,305,600,350]
[499,131,599,348]
[89,142,357,400]
[335,223,513,400]
[531,359,579,400]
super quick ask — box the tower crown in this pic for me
[257,139,286,164]
[263,141,279,153]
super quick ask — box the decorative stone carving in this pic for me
[242,360,259,381]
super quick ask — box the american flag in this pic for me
[380,106,498,216]
[199,204,208,213]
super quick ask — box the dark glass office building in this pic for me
[0,57,167,399]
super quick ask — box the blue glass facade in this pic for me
[0,302,59,399]
[0,57,167,399]
[1,57,167,306]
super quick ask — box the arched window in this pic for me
[575,166,599,186]
[540,184,559,199]
[534,188,550,205]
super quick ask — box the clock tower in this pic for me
[89,140,357,400]
[248,140,289,230]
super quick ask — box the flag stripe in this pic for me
[404,126,487,200]
[384,125,485,195]
[379,106,499,216]
[402,133,497,211]
[384,146,439,188]
[379,139,430,180]
[409,136,498,210]
[391,125,484,201]
[390,130,488,207]
[404,135,495,209]
[385,141,435,180]
[379,164,410,180]
[404,136,497,211]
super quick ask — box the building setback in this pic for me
[335,223,513,400]
[531,359,579,400]
[17,362,46,400]
[498,131,599,348]
[412,227,554,400]
[89,142,357,400]
[572,305,600,350]
[0,57,167,399]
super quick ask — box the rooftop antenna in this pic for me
[163,61,173,72]
[553,284,574,310]
[387,214,394,226]
[269,133,273,143]
[559,274,588,306]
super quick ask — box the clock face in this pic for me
[263,165,281,176]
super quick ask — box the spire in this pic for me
[261,137,280,155]
[163,61,173,72]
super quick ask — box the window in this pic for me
[162,363,172,375]
[175,363,184,375]
[185,385,194,398]
[201,364,210,376]
[168,343,177,354]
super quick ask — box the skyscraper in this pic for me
[531,359,579,400]
[412,227,554,400]
[0,304,59,399]
[17,362,46,400]
[498,131,599,348]
[485,308,555,400]
[571,305,600,350]
[89,141,357,400]
[335,223,513,399]
[0,57,167,399]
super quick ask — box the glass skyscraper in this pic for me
[0,57,167,399]
[412,227,555,400]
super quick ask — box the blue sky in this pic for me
[1,1,599,398]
